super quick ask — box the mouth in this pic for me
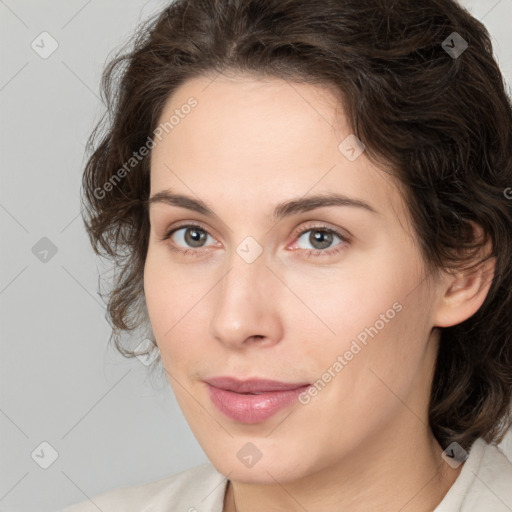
[203,376,311,424]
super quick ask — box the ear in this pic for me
[432,222,496,328]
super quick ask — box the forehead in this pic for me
[154,73,345,165]
[150,74,407,227]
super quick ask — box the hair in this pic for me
[81,0,512,451]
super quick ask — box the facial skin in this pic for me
[143,73,494,511]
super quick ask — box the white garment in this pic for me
[60,431,512,512]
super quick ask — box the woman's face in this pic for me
[144,73,442,483]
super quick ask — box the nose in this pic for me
[208,250,284,350]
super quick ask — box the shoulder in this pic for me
[436,429,512,511]
[59,462,228,512]
[466,431,512,510]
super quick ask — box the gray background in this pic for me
[1,1,511,511]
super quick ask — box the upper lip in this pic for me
[204,376,311,393]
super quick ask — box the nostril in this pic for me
[245,334,266,344]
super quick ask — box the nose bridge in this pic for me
[217,247,271,315]
[208,244,283,347]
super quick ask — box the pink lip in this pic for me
[204,377,311,424]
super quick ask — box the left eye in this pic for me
[295,228,344,251]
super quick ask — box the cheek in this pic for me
[143,253,170,337]
[284,265,406,356]
[330,253,425,353]
[309,285,433,425]
[143,250,214,364]
[290,257,430,401]
[143,249,184,348]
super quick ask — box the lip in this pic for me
[204,377,311,424]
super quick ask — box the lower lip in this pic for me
[206,383,311,424]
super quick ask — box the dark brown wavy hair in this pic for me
[81,0,512,451]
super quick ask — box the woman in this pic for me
[62,0,512,510]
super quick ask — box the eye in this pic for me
[291,225,348,257]
[161,224,219,254]
[161,222,349,258]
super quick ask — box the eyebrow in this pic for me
[148,190,379,220]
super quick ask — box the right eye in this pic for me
[162,224,220,254]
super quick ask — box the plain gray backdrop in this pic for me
[1,1,512,511]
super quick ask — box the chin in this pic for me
[207,446,313,485]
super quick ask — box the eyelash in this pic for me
[160,222,349,259]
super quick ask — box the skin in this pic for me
[143,73,495,511]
